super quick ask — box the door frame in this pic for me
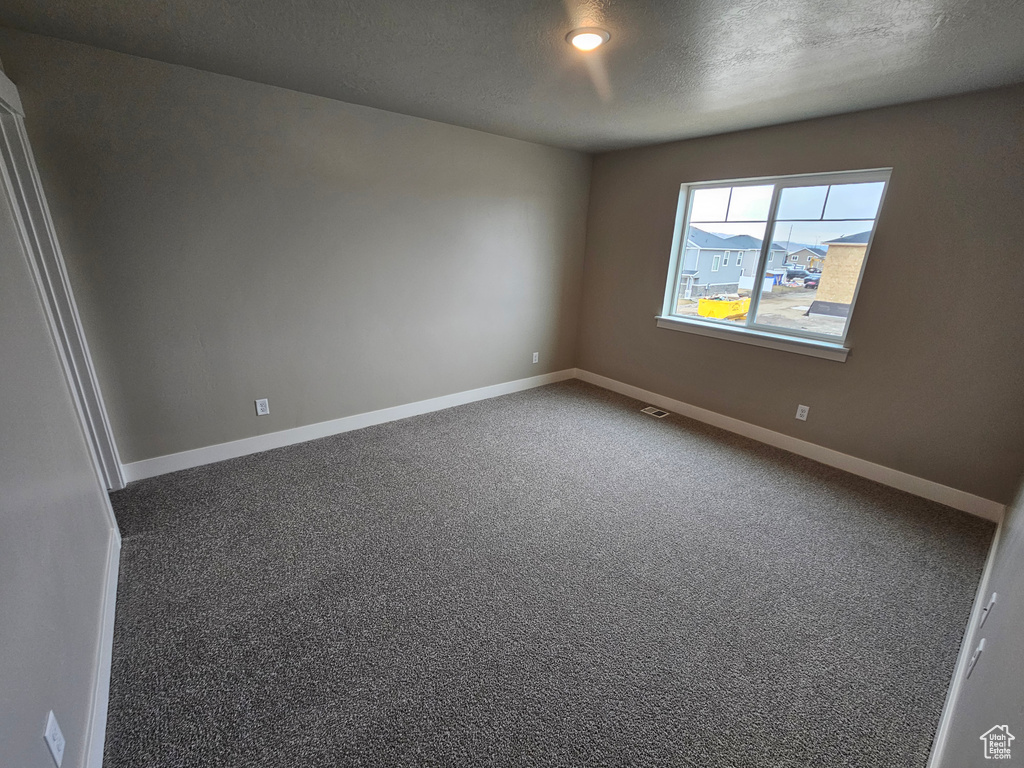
[0,71,125,491]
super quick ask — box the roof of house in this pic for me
[790,245,828,256]
[720,233,762,250]
[687,227,795,254]
[825,231,872,245]
[686,227,735,250]
[688,227,784,251]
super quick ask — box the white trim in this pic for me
[0,70,23,115]
[662,192,692,317]
[123,365,1005,523]
[0,71,125,491]
[85,529,121,768]
[711,254,721,272]
[656,315,850,362]
[0,70,123,768]
[574,368,1004,522]
[926,516,1003,768]
[123,369,576,482]
[683,168,894,191]
[667,170,890,351]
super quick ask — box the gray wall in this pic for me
[934,484,1024,766]
[578,85,1024,504]
[0,145,114,766]
[0,30,591,464]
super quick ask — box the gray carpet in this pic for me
[106,381,994,767]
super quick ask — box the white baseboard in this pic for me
[120,365,1004,523]
[575,368,1005,523]
[122,369,576,483]
[85,527,121,768]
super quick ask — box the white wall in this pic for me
[932,486,1024,767]
[578,85,1024,504]
[0,29,592,465]
[0,143,115,767]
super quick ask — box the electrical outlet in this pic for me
[532,352,539,364]
[255,398,269,416]
[980,592,998,628]
[966,638,985,678]
[44,711,65,767]
[795,404,809,421]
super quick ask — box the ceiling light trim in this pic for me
[566,27,610,51]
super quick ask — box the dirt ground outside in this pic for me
[675,287,846,336]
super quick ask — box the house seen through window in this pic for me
[662,169,890,347]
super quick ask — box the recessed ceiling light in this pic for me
[566,27,610,52]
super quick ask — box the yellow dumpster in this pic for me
[698,296,750,320]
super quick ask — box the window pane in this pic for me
[673,222,768,326]
[690,187,730,222]
[727,184,773,221]
[776,185,827,220]
[823,182,885,220]
[751,219,876,337]
[668,171,888,346]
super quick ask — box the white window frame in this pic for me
[659,169,892,361]
[723,251,730,267]
[736,253,742,267]
[711,254,721,272]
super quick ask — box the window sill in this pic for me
[655,316,849,362]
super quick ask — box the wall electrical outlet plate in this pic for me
[980,592,998,628]
[532,352,539,363]
[255,398,269,416]
[795,404,809,421]
[44,710,65,767]
[966,638,985,678]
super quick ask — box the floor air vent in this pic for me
[641,406,670,418]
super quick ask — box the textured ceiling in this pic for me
[1,0,1023,151]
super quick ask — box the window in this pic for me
[661,169,890,360]
[711,254,721,272]
[723,252,730,267]
[736,254,743,267]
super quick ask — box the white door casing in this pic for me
[0,71,125,490]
